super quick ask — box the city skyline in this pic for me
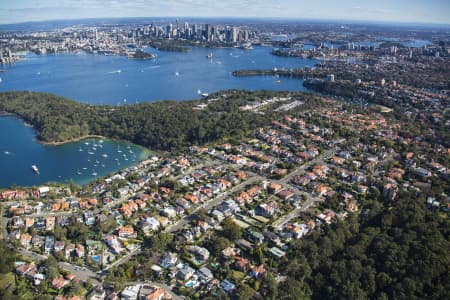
[0,0,449,25]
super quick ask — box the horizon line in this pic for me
[1,15,450,28]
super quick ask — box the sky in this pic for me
[0,0,449,25]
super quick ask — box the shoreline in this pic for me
[41,134,108,146]
[1,113,150,150]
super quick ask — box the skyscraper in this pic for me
[205,24,212,41]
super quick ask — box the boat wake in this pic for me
[142,65,161,70]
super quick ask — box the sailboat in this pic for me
[31,165,40,175]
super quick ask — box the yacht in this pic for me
[31,165,40,174]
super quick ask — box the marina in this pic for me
[0,116,149,188]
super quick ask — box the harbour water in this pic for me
[0,45,316,187]
[0,46,316,104]
[0,116,149,188]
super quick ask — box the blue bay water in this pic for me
[0,46,316,187]
[0,116,148,188]
[0,46,316,104]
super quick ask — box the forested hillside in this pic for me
[278,189,450,300]
[0,91,276,151]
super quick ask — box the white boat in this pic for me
[102,154,108,158]
[31,165,39,174]
[201,93,209,97]
[92,171,98,176]
[207,52,213,59]
[77,169,82,175]
[175,71,180,76]
[4,151,10,155]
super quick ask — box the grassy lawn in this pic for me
[232,218,251,229]
[0,272,16,291]
[231,270,246,281]
[252,215,270,224]
[242,216,262,227]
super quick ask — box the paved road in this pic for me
[17,248,100,284]
[164,175,263,233]
[170,159,218,181]
[272,193,323,229]
[104,247,141,271]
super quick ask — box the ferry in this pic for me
[31,165,40,174]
